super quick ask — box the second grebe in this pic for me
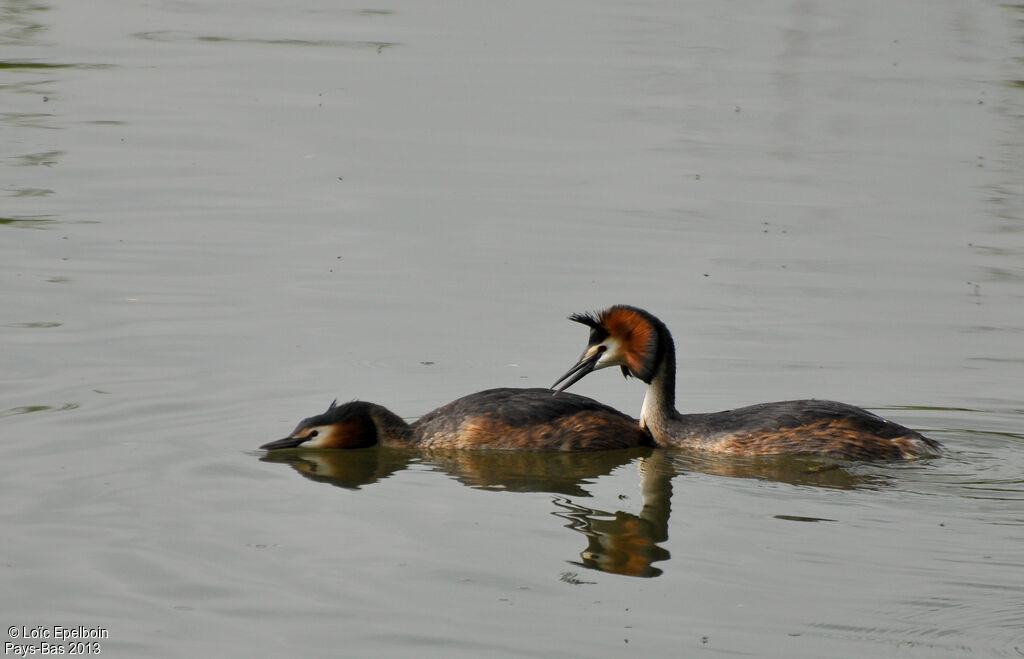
[551,305,941,460]
[261,387,651,452]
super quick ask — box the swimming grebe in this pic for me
[261,387,651,452]
[551,305,941,460]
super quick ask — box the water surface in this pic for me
[2,1,1022,657]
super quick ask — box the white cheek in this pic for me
[299,427,330,448]
[595,338,624,369]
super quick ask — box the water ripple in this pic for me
[133,30,399,51]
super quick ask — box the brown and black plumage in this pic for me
[261,387,651,452]
[552,305,941,460]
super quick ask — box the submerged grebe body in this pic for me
[552,305,941,460]
[261,387,650,452]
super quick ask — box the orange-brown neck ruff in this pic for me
[594,305,677,391]
[599,306,656,380]
[324,415,379,449]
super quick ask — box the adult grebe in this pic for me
[261,387,651,452]
[551,305,940,460]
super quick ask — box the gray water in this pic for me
[3,1,1023,657]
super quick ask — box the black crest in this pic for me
[568,311,600,329]
[568,311,609,345]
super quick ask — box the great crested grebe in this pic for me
[261,387,651,452]
[551,305,941,460]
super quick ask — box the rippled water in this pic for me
[3,1,1023,657]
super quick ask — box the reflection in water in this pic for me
[261,446,672,578]
[0,215,57,228]
[260,444,888,577]
[260,446,414,490]
[5,187,53,197]
[13,150,63,166]
[0,402,78,418]
[4,321,61,328]
[423,448,651,496]
[133,30,399,52]
[0,1,50,47]
[665,448,889,489]
[0,60,72,69]
[774,514,836,523]
[0,2,90,179]
[260,446,651,494]
[554,455,674,578]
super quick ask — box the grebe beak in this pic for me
[260,435,308,450]
[551,351,601,394]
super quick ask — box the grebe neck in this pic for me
[368,405,414,445]
[639,333,678,432]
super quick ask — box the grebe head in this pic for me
[260,400,380,450]
[552,305,666,393]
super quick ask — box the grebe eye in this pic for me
[597,345,607,353]
[308,430,319,438]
